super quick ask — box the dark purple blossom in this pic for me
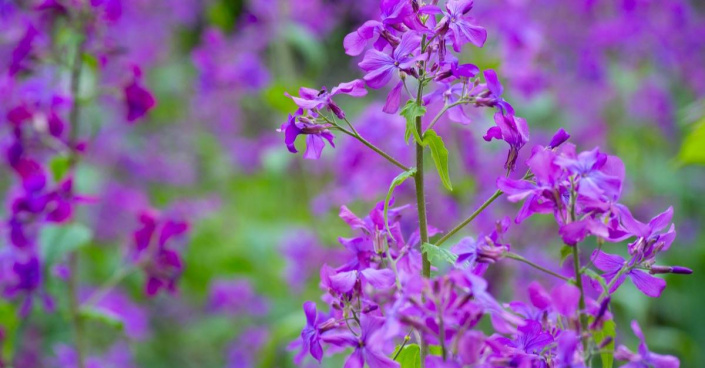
[280,115,335,160]
[124,67,156,122]
[483,111,529,171]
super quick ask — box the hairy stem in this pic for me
[505,252,574,283]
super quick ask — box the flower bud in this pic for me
[548,128,570,149]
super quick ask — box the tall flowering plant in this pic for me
[1,1,190,366]
[282,1,691,367]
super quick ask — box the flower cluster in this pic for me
[283,1,691,367]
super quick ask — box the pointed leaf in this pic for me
[591,319,616,368]
[422,242,457,265]
[423,130,452,191]
[394,343,421,368]
[400,100,425,145]
[384,168,416,237]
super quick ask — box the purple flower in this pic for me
[619,206,676,261]
[614,320,680,368]
[343,0,414,56]
[124,67,156,122]
[554,147,623,200]
[286,80,367,119]
[592,250,666,298]
[207,279,269,316]
[493,319,553,355]
[322,315,399,368]
[479,70,514,116]
[298,301,337,363]
[9,24,39,75]
[132,210,189,297]
[279,115,335,160]
[556,331,586,368]
[436,0,487,52]
[358,32,421,113]
[483,111,529,171]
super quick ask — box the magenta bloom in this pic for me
[286,79,367,119]
[481,69,515,116]
[483,111,529,171]
[592,250,665,298]
[343,0,414,56]
[614,321,680,368]
[280,115,335,160]
[124,68,156,122]
[132,210,189,297]
[358,32,421,113]
[322,315,399,368]
[436,0,487,52]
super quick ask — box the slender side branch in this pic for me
[505,252,574,283]
[435,190,503,247]
[67,18,88,368]
[426,99,470,132]
[328,119,411,171]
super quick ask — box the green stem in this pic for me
[426,99,470,132]
[417,34,431,367]
[329,120,410,171]
[505,252,574,283]
[83,266,135,306]
[435,190,503,247]
[67,19,87,368]
[572,245,588,349]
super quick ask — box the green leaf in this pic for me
[384,168,417,237]
[400,100,425,145]
[79,306,125,331]
[394,344,421,368]
[0,301,19,360]
[422,243,457,265]
[40,223,93,264]
[82,52,99,71]
[678,117,705,165]
[49,155,71,182]
[423,130,452,191]
[591,319,616,368]
[559,245,572,267]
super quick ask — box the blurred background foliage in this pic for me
[2,0,704,367]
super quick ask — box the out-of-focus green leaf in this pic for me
[284,23,326,71]
[49,155,71,182]
[422,243,457,265]
[423,130,452,191]
[82,52,99,71]
[394,343,420,368]
[79,306,124,331]
[0,302,19,361]
[678,117,705,165]
[560,245,572,267]
[263,82,298,114]
[591,319,616,368]
[40,223,93,264]
[384,168,416,236]
[401,100,425,145]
